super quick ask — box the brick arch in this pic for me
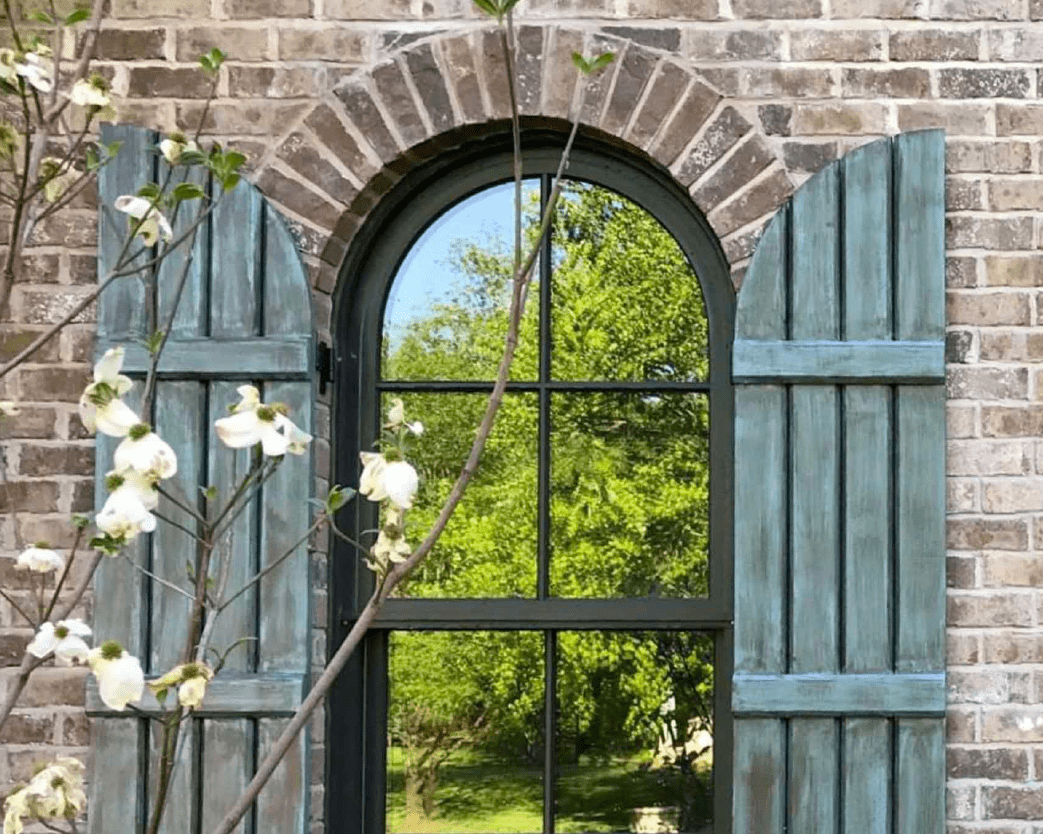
[252,24,793,294]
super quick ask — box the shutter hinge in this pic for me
[316,342,334,394]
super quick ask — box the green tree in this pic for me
[384,181,713,828]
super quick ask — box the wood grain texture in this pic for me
[257,717,309,834]
[733,386,786,675]
[894,131,945,342]
[789,719,838,834]
[896,719,945,833]
[210,180,262,338]
[258,380,313,673]
[264,204,313,336]
[843,718,891,834]
[157,164,209,337]
[86,673,306,716]
[790,385,839,674]
[95,337,310,377]
[732,673,945,716]
[201,719,253,834]
[87,718,145,834]
[97,124,155,340]
[842,138,891,340]
[790,162,838,341]
[896,386,946,673]
[151,718,195,834]
[733,718,785,833]
[732,340,943,383]
[734,206,787,340]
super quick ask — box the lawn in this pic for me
[386,747,712,833]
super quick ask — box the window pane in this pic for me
[382,392,538,599]
[383,180,541,382]
[550,182,708,383]
[387,631,545,833]
[556,631,714,834]
[550,393,710,598]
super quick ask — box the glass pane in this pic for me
[387,631,545,833]
[549,392,709,598]
[556,631,714,834]
[382,392,538,598]
[550,181,708,383]
[383,180,541,382]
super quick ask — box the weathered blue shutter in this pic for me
[88,125,313,834]
[732,130,945,832]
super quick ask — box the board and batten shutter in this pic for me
[88,125,314,834]
[732,130,946,832]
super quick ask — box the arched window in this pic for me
[330,132,734,834]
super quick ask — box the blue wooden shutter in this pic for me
[88,125,313,834]
[732,130,945,832]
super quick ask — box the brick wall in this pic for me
[2,0,1042,831]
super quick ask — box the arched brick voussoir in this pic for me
[252,24,791,285]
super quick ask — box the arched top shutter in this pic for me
[732,130,946,832]
[88,125,314,834]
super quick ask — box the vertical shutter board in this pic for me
[263,205,313,336]
[200,719,254,834]
[206,382,257,671]
[258,380,312,672]
[733,386,786,675]
[789,387,839,674]
[734,208,787,340]
[841,718,890,834]
[88,718,146,834]
[93,435,148,655]
[256,717,309,833]
[788,719,838,834]
[732,719,785,833]
[150,719,197,834]
[789,163,839,341]
[210,181,263,338]
[842,139,892,339]
[896,719,944,833]
[150,381,206,672]
[894,131,945,342]
[156,165,210,338]
[896,386,946,672]
[98,124,156,341]
[843,387,892,673]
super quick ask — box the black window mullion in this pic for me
[544,629,557,834]
[538,173,553,599]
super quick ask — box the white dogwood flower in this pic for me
[114,423,177,479]
[0,400,18,416]
[358,453,418,510]
[88,642,144,711]
[0,48,17,85]
[96,476,157,542]
[148,662,213,710]
[27,619,91,665]
[79,347,139,437]
[214,386,310,456]
[14,51,53,92]
[69,76,110,108]
[114,195,172,246]
[24,757,86,819]
[16,543,62,573]
[159,133,199,165]
[358,452,387,502]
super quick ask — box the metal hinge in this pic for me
[316,341,334,394]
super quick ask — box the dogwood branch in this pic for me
[210,18,593,834]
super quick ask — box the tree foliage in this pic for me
[383,181,714,824]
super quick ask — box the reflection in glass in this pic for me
[556,632,714,834]
[382,392,538,599]
[550,393,710,599]
[383,180,541,382]
[387,631,544,833]
[550,182,708,383]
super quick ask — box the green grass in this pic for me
[386,747,712,834]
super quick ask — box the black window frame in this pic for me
[328,128,736,834]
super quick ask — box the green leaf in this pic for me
[64,7,90,25]
[223,150,246,171]
[219,172,240,192]
[202,485,218,501]
[172,181,205,202]
[154,687,168,705]
[177,149,206,167]
[326,485,356,512]
[105,140,122,158]
[501,0,522,12]
[571,52,591,74]
[136,182,161,200]
[590,51,615,72]
[472,0,498,15]
[27,10,53,24]
[71,514,89,529]
[146,330,165,355]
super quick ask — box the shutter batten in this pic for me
[733,130,945,832]
[90,125,314,834]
